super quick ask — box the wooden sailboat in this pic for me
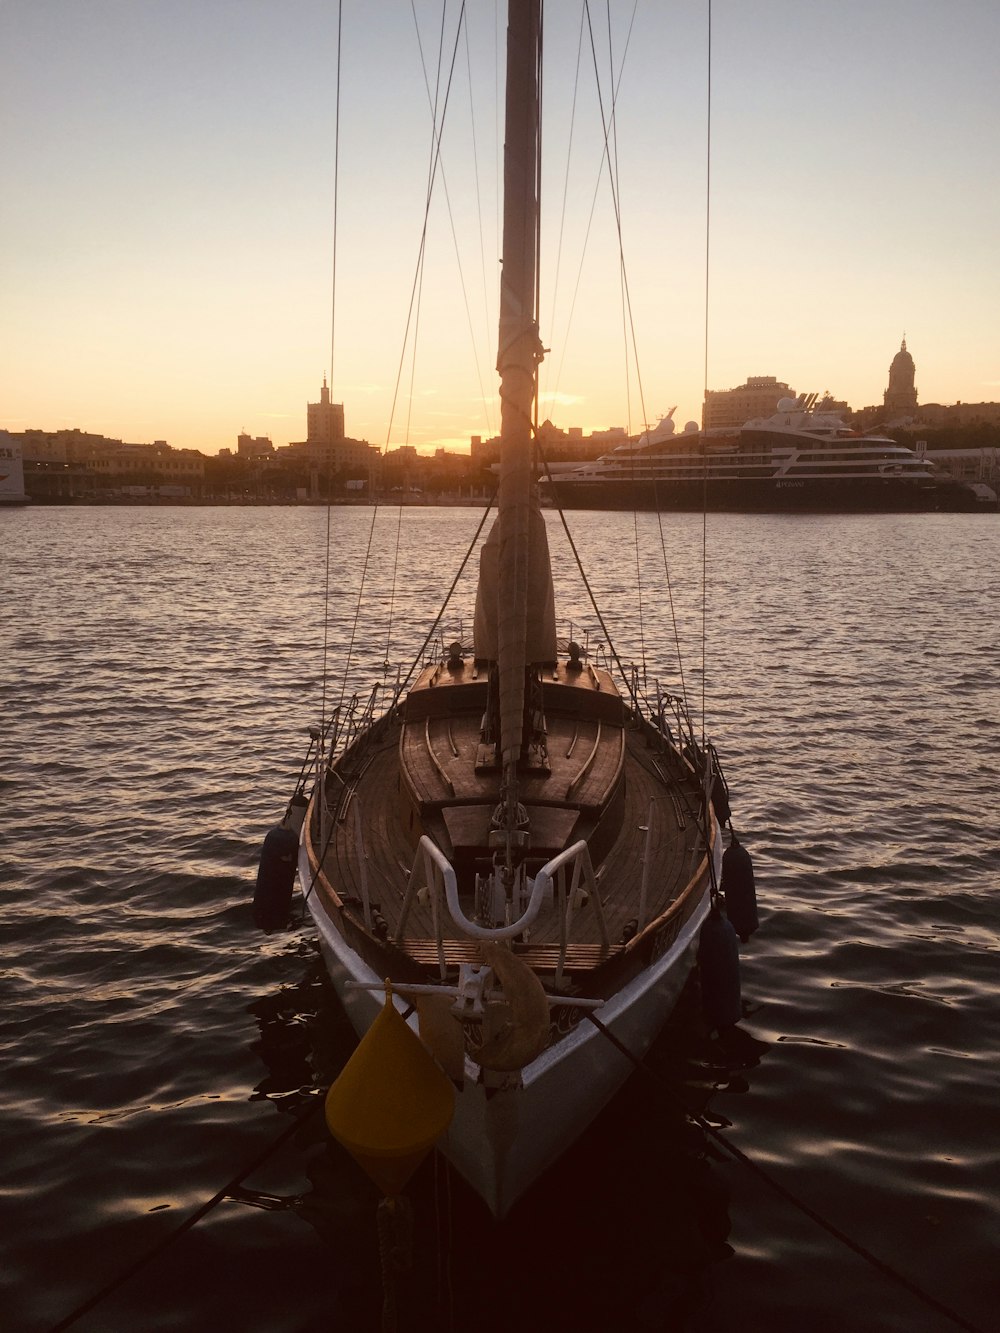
[269,1,738,1219]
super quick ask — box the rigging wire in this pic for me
[320,0,344,732]
[329,1,342,392]
[603,1,633,436]
[654,506,689,703]
[540,6,585,416]
[465,14,499,443]
[382,1,505,672]
[535,0,544,379]
[700,0,713,742]
[597,3,649,684]
[580,2,654,687]
[612,18,648,687]
[400,490,497,693]
[548,1,637,408]
[537,446,635,701]
[382,1,454,675]
[335,4,467,699]
[401,2,448,455]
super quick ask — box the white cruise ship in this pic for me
[541,397,996,513]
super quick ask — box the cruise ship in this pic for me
[540,397,995,513]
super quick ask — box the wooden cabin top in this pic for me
[398,655,629,865]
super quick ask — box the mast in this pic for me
[492,0,556,844]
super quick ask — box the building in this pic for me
[18,427,122,465]
[307,376,345,445]
[921,443,1000,489]
[884,338,918,416]
[91,442,205,494]
[470,422,627,473]
[910,401,1000,428]
[0,434,29,504]
[279,379,379,488]
[236,433,275,461]
[702,377,795,429]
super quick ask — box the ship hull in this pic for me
[544,475,991,513]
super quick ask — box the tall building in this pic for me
[307,376,345,444]
[702,376,794,429]
[281,378,377,482]
[884,338,918,415]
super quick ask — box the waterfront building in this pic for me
[702,377,795,429]
[0,434,29,504]
[91,442,205,495]
[921,443,1000,489]
[11,428,204,499]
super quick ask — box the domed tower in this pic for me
[883,337,918,414]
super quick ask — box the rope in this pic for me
[46,1096,325,1332]
[376,1194,415,1333]
[432,1148,454,1332]
[584,1011,986,1333]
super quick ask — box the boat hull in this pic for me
[544,475,990,513]
[298,836,715,1217]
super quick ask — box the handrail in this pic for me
[396,837,610,959]
[539,840,610,955]
[418,836,548,941]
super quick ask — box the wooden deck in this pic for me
[310,683,708,983]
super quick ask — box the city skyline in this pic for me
[3,1,999,457]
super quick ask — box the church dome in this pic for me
[884,337,918,412]
[890,338,914,371]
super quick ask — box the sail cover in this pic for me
[473,507,556,666]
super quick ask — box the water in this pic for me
[3,504,998,1332]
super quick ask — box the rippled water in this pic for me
[3,504,998,1332]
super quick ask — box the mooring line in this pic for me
[48,1014,984,1333]
[584,1011,985,1333]
[46,1095,325,1332]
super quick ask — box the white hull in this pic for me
[299,834,717,1217]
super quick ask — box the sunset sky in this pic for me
[3,1,998,456]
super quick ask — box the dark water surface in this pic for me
[3,504,998,1332]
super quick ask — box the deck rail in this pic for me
[395,835,610,982]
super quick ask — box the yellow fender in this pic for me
[325,985,455,1196]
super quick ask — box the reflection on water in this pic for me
[2,505,998,1332]
[243,950,766,1332]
